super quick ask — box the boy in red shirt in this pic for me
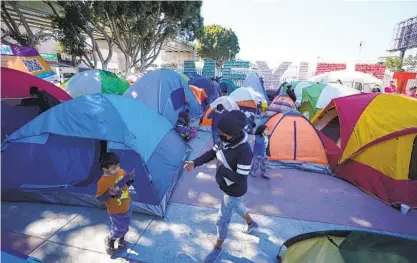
[96,152,135,255]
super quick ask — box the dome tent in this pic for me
[265,110,331,174]
[124,69,202,125]
[1,94,190,217]
[313,93,417,207]
[62,69,130,97]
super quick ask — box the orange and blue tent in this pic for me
[264,95,297,118]
[265,110,331,174]
[313,93,417,207]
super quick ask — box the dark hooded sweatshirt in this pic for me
[192,132,253,197]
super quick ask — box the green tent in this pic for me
[62,70,130,98]
[299,83,360,119]
[278,230,417,263]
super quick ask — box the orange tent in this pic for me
[265,110,330,173]
[189,85,208,105]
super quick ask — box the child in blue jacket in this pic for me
[250,125,270,179]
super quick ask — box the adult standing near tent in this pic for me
[29,86,60,113]
[286,85,297,103]
[208,104,229,145]
[184,110,258,263]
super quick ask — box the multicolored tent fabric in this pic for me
[124,69,201,125]
[278,230,417,263]
[299,83,360,119]
[200,96,239,129]
[286,81,315,103]
[229,87,266,113]
[264,96,297,118]
[265,110,331,174]
[1,94,190,217]
[313,93,417,207]
[243,73,268,101]
[190,77,217,104]
[1,44,56,81]
[310,70,383,92]
[62,70,129,98]
[189,85,208,105]
[1,67,71,100]
[1,68,72,142]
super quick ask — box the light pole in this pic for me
[229,49,232,61]
[358,41,363,62]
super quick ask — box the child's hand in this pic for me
[184,161,195,172]
[217,160,223,168]
[109,186,120,196]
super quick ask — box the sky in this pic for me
[201,0,417,67]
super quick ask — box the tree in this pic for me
[46,1,113,70]
[1,1,51,47]
[404,54,417,72]
[195,25,240,68]
[385,57,404,73]
[93,1,203,75]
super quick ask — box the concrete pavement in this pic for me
[3,201,416,263]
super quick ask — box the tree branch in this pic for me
[9,2,34,42]
[1,2,21,36]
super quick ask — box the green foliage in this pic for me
[91,1,203,74]
[385,57,404,72]
[404,55,417,71]
[1,1,51,47]
[196,25,240,68]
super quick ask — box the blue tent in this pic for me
[184,72,202,82]
[124,69,201,125]
[1,94,190,217]
[220,80,237,95]
[190,77,218,104]
[243,73,269,102]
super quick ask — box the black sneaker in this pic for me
[118,236,127,250]
[105,237,116,255]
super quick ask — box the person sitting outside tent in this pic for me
[208,104,229,145]
[183,110,258,263]
[286,85,297,103]
[384,80,397,93]
[29,86,61,113]
[250,125,270,179]
[407,86,417,98]
[175,108,193,142]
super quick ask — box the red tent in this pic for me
[1,67,72,100]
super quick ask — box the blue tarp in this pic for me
[124,69,201,125]
[1,94,190,217]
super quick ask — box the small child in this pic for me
[250,125,270,179]
[96,152,135,255]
